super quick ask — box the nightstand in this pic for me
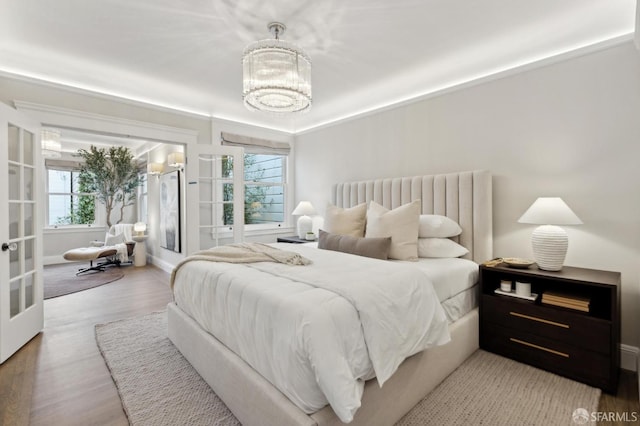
[479,264,620,393]
[277,236,315,244]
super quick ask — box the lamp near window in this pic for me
[167,152,184,169]
[147,163,163,176]
[133,222,147,237]
[518,197,582,271]
[292,201,316,239]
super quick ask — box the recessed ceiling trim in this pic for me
[0,68,211,120]
[4,32,634,137]
[295,32,635,135]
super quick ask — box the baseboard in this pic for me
[149,256,175,274]
[621,343,639,372]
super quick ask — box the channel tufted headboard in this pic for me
[331,170,493,263]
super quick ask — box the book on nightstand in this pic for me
[541,291,590,312]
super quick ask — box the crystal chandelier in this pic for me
[41,128,62,159]
[242,22,312,113]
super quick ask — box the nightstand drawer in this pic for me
[482,324,611,386]
[482,295,611,355]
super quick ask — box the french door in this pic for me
[185,144,245,254]
[0,103,43,364]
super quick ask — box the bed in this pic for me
[168,170,492,425]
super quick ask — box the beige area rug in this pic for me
[44,262,124,299]
[96,311,601,426]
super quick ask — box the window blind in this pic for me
[45,159,84,171]
[221,132,290,155]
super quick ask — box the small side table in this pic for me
[132,235,148,266]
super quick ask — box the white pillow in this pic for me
[418,215,462,238]
[105,232,125,247]
[365,200,420,260]
[417,238,469,258]
[324,203,367,237]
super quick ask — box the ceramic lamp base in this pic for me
[297,215,312,239]
[531,225,568,271]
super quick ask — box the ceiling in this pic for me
[0,0,636,134]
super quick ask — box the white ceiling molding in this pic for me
[294,34,634,135]
[14,101,198,145]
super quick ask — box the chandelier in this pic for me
[41,128,62,159]
[242,22,312,113]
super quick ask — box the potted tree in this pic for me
[76,145,144,227]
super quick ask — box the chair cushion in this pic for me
[63,247,118,261]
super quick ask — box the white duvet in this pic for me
[172,243,450,423]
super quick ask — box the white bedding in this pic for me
[393,257,478,302]
[172,243,450,423]
[403,258,479,323]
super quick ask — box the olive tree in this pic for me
[76,145,144,227]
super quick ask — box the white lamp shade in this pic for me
[147,163,163,175]
[134,222,147,233]
[168,152,184,167]
[518,197,581,271]
[292,201,317,216]
[518,197,582,225]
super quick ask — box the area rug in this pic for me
[96,311,601,426]
[44,262,124,299]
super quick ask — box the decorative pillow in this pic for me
[417,238,469,258]
[318,230,391,260]
[418,215,463,238]
[365,200,420,260]
[105,232,125,247]
[323,203,367,237]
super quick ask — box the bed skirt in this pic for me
[167,302,479,426]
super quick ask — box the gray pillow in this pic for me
[318,229,391,260]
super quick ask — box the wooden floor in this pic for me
[1,264,639,425]
[0,264,173,426]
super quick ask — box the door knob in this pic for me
[2,242,17,252]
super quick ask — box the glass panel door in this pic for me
[186,145,244,254]
[1,104,43,364]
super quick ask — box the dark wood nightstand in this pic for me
[276,236,315,244]
[479,263,621,393]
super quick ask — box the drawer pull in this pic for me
[509,312,569,329]
[510,338,569,358]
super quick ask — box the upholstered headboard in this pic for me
[331,170,493,263]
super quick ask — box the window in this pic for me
[138,171,148,225]
[46,168,96,226]
[221,132,289,228]
[244,153,285,225]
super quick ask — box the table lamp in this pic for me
[518,197,582,271]
[134,222,147,237]
[292,201,317,239]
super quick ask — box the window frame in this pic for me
[216,131,295,237]
[137,171,148,226]
[242,151,288,230]
[44,166,103,229]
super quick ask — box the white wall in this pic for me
[294,41,640,349]
[145,143,186,269]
